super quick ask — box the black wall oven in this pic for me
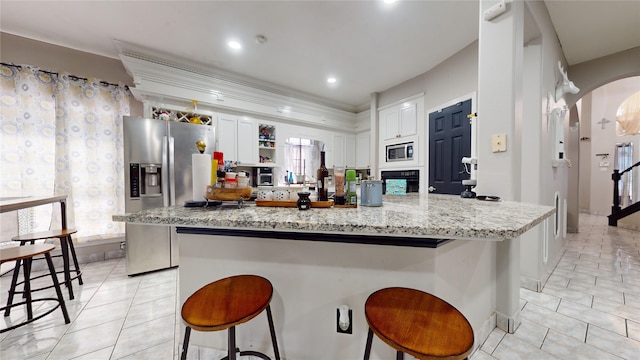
[381,170,419,194]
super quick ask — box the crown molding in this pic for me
[116,41,359,131]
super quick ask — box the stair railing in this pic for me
[611,161,640,215]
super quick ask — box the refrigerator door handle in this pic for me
[168,136,176,206]
[162,136,170,207]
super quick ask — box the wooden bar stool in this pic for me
[180,274,281,360]
[363,287,474,360]
[1,244,70,333]
[9,229,83,300]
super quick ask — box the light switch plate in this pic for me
[492,134,507,153]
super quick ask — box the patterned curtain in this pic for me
[0,65,56,233]
[0,64,129,241]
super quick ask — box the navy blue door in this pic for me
[428,99,472,195]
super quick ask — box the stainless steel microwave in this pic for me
[386,142,414,162]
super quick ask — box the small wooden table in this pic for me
[1,195,82,299]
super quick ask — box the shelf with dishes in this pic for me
[259,124,277,164]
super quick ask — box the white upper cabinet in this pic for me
[217,115,237,162]
[330,134,356,169]
[237,117,257,165]
[381,101,418,140]
[356,131,370,169]
[217,115,258,165]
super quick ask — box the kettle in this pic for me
[360,180,383,207]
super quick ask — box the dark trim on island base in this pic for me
[175,227,452,248]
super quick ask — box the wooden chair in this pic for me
[364,287,474,360]
[9,229,83,300]
[180,274,281,360]
[1,244,70,333]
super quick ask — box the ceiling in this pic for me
[1,1,638,112]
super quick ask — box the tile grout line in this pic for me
[47,259,120,360]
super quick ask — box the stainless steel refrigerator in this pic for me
[123,116,216,276]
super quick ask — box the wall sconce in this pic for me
[555,61,580,101]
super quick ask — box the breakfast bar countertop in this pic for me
[113,193,555,241]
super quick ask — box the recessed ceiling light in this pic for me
[228,41,242,50]
[327,77,337,84]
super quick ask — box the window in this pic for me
[282,138,324,185]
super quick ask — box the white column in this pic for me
[477,0,525,333]
[370,92,379,178]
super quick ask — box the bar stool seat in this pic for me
[1,244,70,333]
[364,287,474,360]
[180,274,280,360]
[10,229,83,300]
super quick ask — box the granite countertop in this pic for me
[113,194,555,241]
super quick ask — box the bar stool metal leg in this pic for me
[60,236,74,299]
[44,252,70,324]
[266,305,281,360]
[228,326,237,360]
[3,259,22,317]
[66,236,83,285]
[181,326,191,360]
[363,328,374,360]
[23,258,33,320]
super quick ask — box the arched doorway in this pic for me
[569,76,640,231]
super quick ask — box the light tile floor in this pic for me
[0,214,638,359]
[474,214,640,360]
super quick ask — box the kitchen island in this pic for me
[114,193,554,360]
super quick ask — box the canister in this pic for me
[360,180,383,206]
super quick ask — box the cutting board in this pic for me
[255,200,334,208]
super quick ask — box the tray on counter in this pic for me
[255,200,334,208]
[205,186,252,201]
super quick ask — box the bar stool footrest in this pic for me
[12,270,83,294]
[1,297,69,333]
[221,350,272,360]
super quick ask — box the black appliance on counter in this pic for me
[381,170,420,194]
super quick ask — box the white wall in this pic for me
[373,1,569,294]
[517,0,573,290]
[582,77,640,216]
[378,41,478,115]
[0,32,143,117]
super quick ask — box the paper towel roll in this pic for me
[192,154,212,201]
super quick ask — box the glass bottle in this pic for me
[334,167,345,205]
[189,100,202,124]
[316,151,328,201]
[346,169,357,206]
